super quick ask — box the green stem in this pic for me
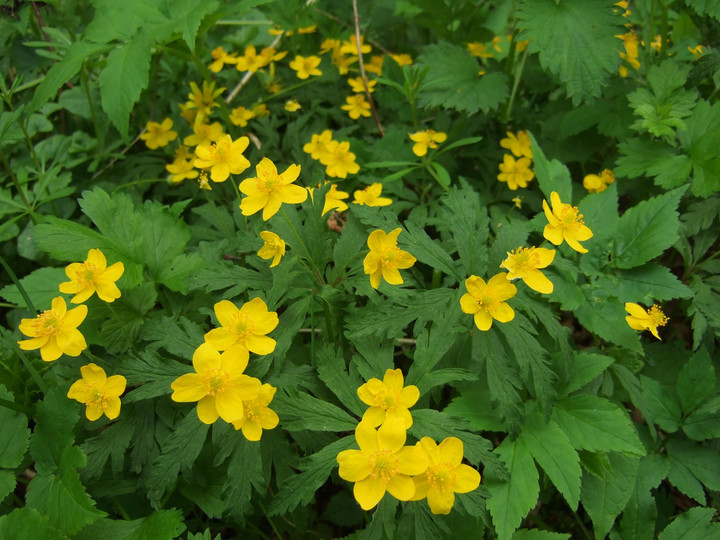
[81,65,103,150]
[0,254,36,313]
[18,119,43,173]
[646,0,657,56]
[0,151,36,222]
[111,496,131,520]
[280,207,325,286]
[310,292,315,365]
[0,397,32,416]
[258,501,283,539]
[571,508,593,540]
[227,174,244,207]
[16,349,49,395]
[659,0,668,57]
[504,47,529,124]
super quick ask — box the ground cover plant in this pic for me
[1,0,719,538]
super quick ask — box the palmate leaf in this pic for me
[517,0,624,105]
[658,507,720,540]
[616,454,669,540]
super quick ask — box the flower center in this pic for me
[33,311,61,337]
[559,205,585,229]
[74,263,99,287]
[368,449,400,484]
[202,368,230,396]
[230,312,255,340]
[371,387,399,411]
[87,386,109,411]
[648,305,668,327]
[258,170,281,193]
[427,463,457,492]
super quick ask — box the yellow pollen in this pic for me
[33,311,61,337]
[87,386,109,410]
[230,312,255,340]
[560,206,584,228]
[202,368,229,396]
[427,463,456,492]
[649,305,668,326]
[368,449,400,483]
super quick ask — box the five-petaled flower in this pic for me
[497,154,534,190]
[194,134,251,183]
[409,130,447,157]
[357,369,419,429]
[410,437,481,515]
[322,183,350,215]
[231,383,280,441]
[209,46,237,72]
[353,183,392,207]
[336,418,428,510]
[363,228,417,289]
[67,363,127,421]
[59,248,124,303]
[258,231,286,268]
[303,130,334,160]
[229,106,256,127]
[239,158,307,220]
[204,297,279,354]
[183,81,224,123]
[499,131,532,158]
[18,297,88,362]
[460,274,517,331]
[348,77,376,94]
[500,246,556,294]
[320,141,360,178]
[289,55,323,79]
[625,303,668,340]
[140,118,177,150]
[341,94,371,119]
[583,169,615,194]
[171,343,262,424]
[542,191,593,253]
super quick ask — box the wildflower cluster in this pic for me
[497,130,534,190]
[303,130,360,179]
[583,168,616,193]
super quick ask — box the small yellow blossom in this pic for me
[363,228,416,289]
[184,81,224,122]
[266,80,282,94]
[688,45,704,58]
[235,45,270,73]
[198,171,211,190]
[331,49,358,74]
[614,1,630,16]
[183,121,224,148]
[258,231,286,267]
[341,94,372,119]
[194,134,251,183]
[467,42,493,58]
[410,437,481,515]
[297,25,317,34]
[491,36,504,53]
[390,53,413,66]
[171,343,261,424]
[166,158,199,184]
[460,274,517,331]
[501,246,556,294]
[497,154,535,190]
[583,169,615,193]
[229,106,256,127]
[542,191,593,253]
[289,55,323,79]
[320,38,341,54]
[67,363,126,421]
[284,99,301,112]
[239,158,307,220]
[140,118,177,150]
[336,419,429,510]
[512,196,523,209]
[364,55,384,75]
[515,39,530,52]
[253,103,269,118]
[348,77,376,94]
[617,31,641,77]
[204,298,279,354]
[303,130,334,160]
[174,145,192,161]
[409,129,447,157]
[18,297,87,362]
[231,383,280,441]
[353,183,392,207]
[340,35,371,55]
[209,46,238,72]
[321,140,360,178]
[322,184,350,215]
[625,303,668,340]
[357,369,419,429]
[59,248,124,303]
[500,131,532,159]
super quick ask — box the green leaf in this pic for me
[0,267,68,310]
[578,183,619,244]
[640,375,682,433]
[315,345,365,417]
[223,436,263,521]
[429,162,452,187]
[123,351,190,402]
[517,0,623,104]
[188,261,272,296]
[141,315,205,359]
[25,446,106,535]
[416,42,509,115]
[575,291,642,353]
[99,35,152,138]
[0,508,69,539]
[613,264,693,303]
[682,397,720,441]
[272,388,357,432]
[167,0,220,50]
[529,132,572,202]
[552,395,645,455]
[685,0,720,18]
[74,510,186,540]
[95,283,157,353]
[404,221,460,281]
[440,181,489,277]
[520,413,581,510]
[564,352,615,396]
[445,386,506,433]
[658,507,720,540]
[485,437,539,540]
[676,348,716,413]
[617,454,669,540]
[666,439,720,496]
[513,531,571,540]
[615,138,692,190]
[81,414,135,478]
[0,385,30,469]
[580,452,639,540]
[30,388,79,474]
[0,470,15,506]
[614,186,687,269]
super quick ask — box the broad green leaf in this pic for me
[517,0,623,104]
[658,507,720,540]
[513,531,571,540]
[397,503,449,540]
[0,470,15,506]
[330,212,366,279]
[0,267,68,311]
[575,291,642,353]
[552,395,645,455]
[166,0,220,50]
[685,0,720,19]
[676,348,715,413]
[188,261,272,296]
[429,161,451,187]
[640,375,682,433]
[617,454,669,540]
[416,42,509,115]
[682,100,720,197]
[123,351,190,402]
[32,216,110,263]
[30,388,79,475]
[666,439,720,495]
[141,315,205,359]
[580,452,639,540]
[272,388,357,431]
[223,436,263,520]
[564,352,615,396]
[440,181,489,277]
[529,132,572,202]
[613,264,693,303]
[0,508,69,539]
[0,385,30,469]
[404,221,460,281]
[615,138,692,189]
[485,437,539,540]
[315,345,365,417]
[614,186,687,269]
[578,183,619,244]
[358,497,398,540]
[682,397,720,441]
[520,413,581,510]
[81,414,134,478]
[444,386,506,433]
[73,510,186,540]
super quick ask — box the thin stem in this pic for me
[91,128,146,181]
[16,349,49,395]
[352,0,384,136]
[258,501,283,539]
[659,0,668,57]
[111,496,132,520]
[280,207,325,286]
[0,254,36,313]
[227,174,243,207]
[0,152,35,221]
[81,65,103,149]
[0,397,32,416]
[504,47,529,124]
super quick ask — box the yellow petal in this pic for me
[104,396,122,420]
[492,302,515,323]
[261,408,279,429]
[377,417,406,452]
[204,328,238,351]
[543,224,564,246]
[215,387,246,423]
[454,464,481,493]
[523,269,554,294]
[80,363,106,386]
[221,345,250,374]
[214,300,239,327]
[361,406,386,427]
[353,477,386,510]
[246,335,276,355]
[193,342,221,373]
[459,293,479,314]
[437,437,464,466]
[104,375,127,397]
[171,373,206,402]
[196,395,219,424]
[464,276,487,298]
[242,419,263,441]
[427,488,455,515]
[397,385,420,408]
[474,310,493,331]
[40,337,63,361]
[67,380,89,401]
[386,474,415,501]
[355,421,380,452]
[63,304,88,328]
[396,446,429,475]
[337,449,371,481]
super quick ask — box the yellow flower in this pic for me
[331,49,358,75]
[209,46,237,72]
[512,196,523,209]
[409,129,447,157]
[497,154,535,190]
[336,419,428,510]
[460,274,517,331]
[59,248,124,303]
[617,31,641,77]
[140,118,177,150]
[67,363,126,421]
[353,183,392,207]
[297,25,317,34]
[341,95,372,119]
[284,99,301,112]
[322,184,350,215]
[258,231,286,267]
[625,303,668,340]
[174,145,192,161]
[289,55,322,79]
[194,134,250,183]
[542,191,593,253]
[231,383,280,441]
[239,157,307,220]
[500,246,556,294]
[17,297,87,362]
[253,103,269,118]
[499,131,532,158]
[357,368,419,429]
[467,42,493,58]
[170,343,261,424]
[303,130,334,160]
[197,171,211,190]
[183,121,224,147]
[204,297,279,354]
[348,77,376,94]
[363,228,417,289]
[410,437,481,515]
[184,81,224,122]
[320,140,360,178]
[166,157,199,184]
[319,38,340,54]
[583,168,615,193]
[688,45,704,58]
[340,35,371,55]
[235,45,270,73]
[364,54,384,75]
[229,106,256,127]
[390,53,413,66]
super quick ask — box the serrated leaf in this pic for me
[552,395,645,455]
[0,385,30,469]
[0,507,70,539]
[676,348,715,413]
[617,454,669,540]
[529,132,572,202]
[141,315,205,359]
[564,352,615,395]
[272,388,357,431]
[123,351,190,402]
[167,0,219,50]
[666,439,720,495]
[615,138,692,189]
[30,388,79,474]
[440,181,489,277]
[517,0,623,104]
[315,345,364,417]
[81,414,134,478]
[682,397,720,441]
[416,42,509,114]
[658,507,720,540]
[0,267,68,311]
[614,186,687,269]
[640,375,682,433]
[575,292,642,353]
[404,221,460,281]
[613,264,693,303]
[74,510,186,540]
[485,437,539,540]
[223,436,263,521]
[445,386,506,433]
